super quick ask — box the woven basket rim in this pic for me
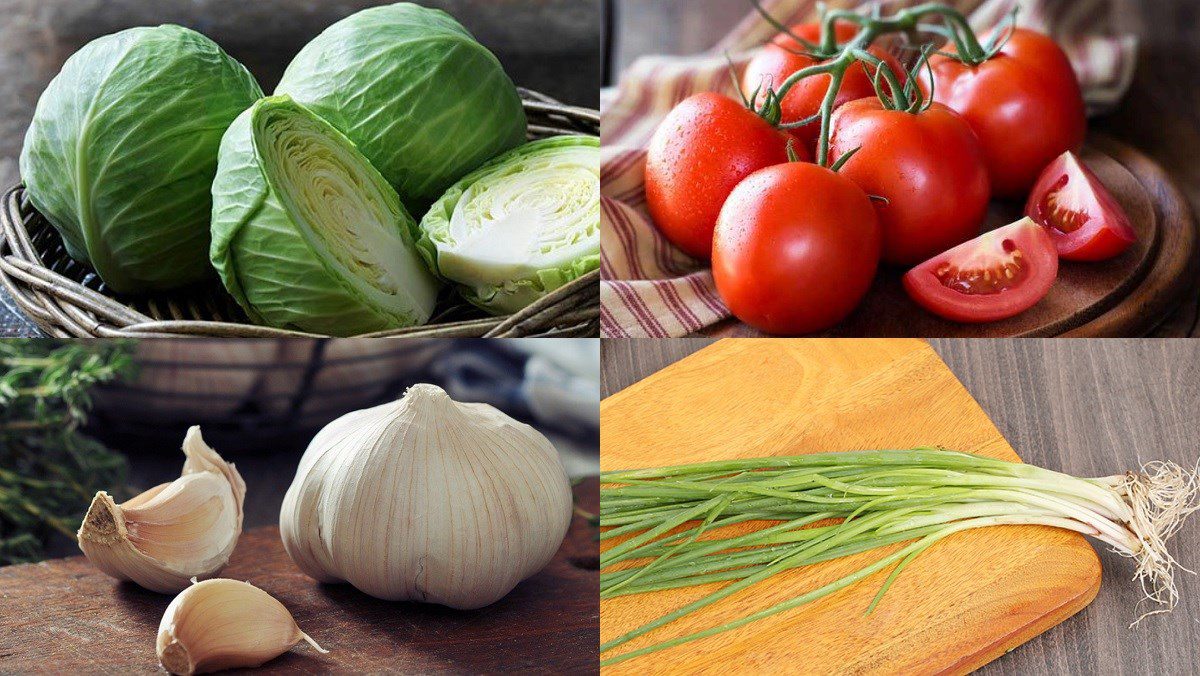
[0,92,599,339]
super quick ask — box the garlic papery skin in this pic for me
[157,578,327,675]
[77,427,246,593]
[280,383,573,609]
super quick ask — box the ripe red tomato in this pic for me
[921,28,1087,198]
[712,162,881,335]
[1025,151,1136,261]
[830,98,990,266]
[903,218,1058,323]
[742,22,905,150]
[644,92,795,260]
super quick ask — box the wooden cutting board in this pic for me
[600,339,1101,674]
[0,480,599,674]
[703,135,1198,338]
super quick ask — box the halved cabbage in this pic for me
[274,2,526,211]
[417,135,599,315]
[210,96,439,336]
[19,25,262,293]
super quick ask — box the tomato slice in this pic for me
[903,218,1059,323]
[1025,151,1136,262]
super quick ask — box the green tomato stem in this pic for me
[756,2,995,166]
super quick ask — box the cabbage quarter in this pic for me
[211,96,439,336]
[418,136,599,314]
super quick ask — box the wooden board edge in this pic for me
[937,543,1103,675]
[903,339,1022,461]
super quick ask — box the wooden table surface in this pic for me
[0,480,600,674]
[601,338,1200,675]
[605,0,1200,338]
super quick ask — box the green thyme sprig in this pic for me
[0,340,134,564]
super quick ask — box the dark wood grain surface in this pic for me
[0,480,600,674]
[601,338,1200,675]
[607,0,1200,338]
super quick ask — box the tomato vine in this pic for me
[744,1,1018,167]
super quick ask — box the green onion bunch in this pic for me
[600,449,1200,666]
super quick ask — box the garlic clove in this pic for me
[77,427,245,593]
[157,578,327,675]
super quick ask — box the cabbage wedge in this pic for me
[417,135,599,315]
[210,96,439,336]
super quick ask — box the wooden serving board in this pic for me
[703,135,1198,338]
[600,339,1101,674]
[0,481,599,674]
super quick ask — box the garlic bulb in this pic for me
[157,578,326,675]
[280,383,573,609]
[77,427,245,593]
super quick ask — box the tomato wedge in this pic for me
[903,218,1058,323]
[1025,151,1136,262]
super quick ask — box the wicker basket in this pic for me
[90,338,449,452]
[0,90,599,339]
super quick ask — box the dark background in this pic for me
[0,0,602,335]
[602,338,1200,676]
[602,0,1200,337]
[0,0,600,184]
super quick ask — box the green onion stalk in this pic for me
[743,1,1017,167]
[599,449,1200,666]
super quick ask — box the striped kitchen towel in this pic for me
[600,0,1139,338]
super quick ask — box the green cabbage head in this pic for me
[417,135,599,315]
[210,96,440,336]
[274,2,527,211]
[19,25,263,293]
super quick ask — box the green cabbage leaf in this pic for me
[274,2,527,211]
[19,25,262,293]
[210,96,440,336]
[418,135,599,315]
